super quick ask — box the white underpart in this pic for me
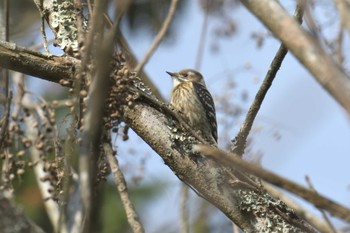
[172,77,182,88]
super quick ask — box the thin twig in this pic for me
[40,10,49,53]
[180,184,189,233]
[333,0,350,36]
[134,0,179,74]
[335,22,344,65]
[33,0,49,53]
[193,144,350,222]
[195,4,209,70]
[231,0,305,156]
[305,176,337,233]
[81,5,166,101]
[29,38,55,51]
[104,143,145,233]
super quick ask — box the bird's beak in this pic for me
[166,71,176,77]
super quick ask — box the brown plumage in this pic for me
[166,69,217,145]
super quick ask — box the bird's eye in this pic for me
[182,73,188,78]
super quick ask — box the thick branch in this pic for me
[240,0,350,114]
[123,97,315,232]
[0,41,76,83]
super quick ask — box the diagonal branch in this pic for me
[134,0,179,74]
[305,176,337,233]
[194,144,350,222]
[231,0,305,155]
[240,0,350,114]
[104,143,144,233]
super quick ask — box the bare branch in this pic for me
[180,184,189,233]
[104,143,145,233]
[194,144,350,222]
[195,4,209,70]
[33,0,49,53]
[0,41,77,84]
[134,0,179,74]
[240,0,350,114]
[305,176,337,233]
[334,0,350,36]
[231,0,305,155]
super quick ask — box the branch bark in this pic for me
[0,41,76,83]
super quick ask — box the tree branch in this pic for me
[78,2,112,231]
[305,176,337,233]
[240,0,350,114]
[231,0,305,155]
[134,0,179,74]
[104,143,144,233]
[0,41,77,84]
[194,144,350,222]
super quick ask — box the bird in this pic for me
[166,69,217,145]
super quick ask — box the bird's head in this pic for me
[166,69,206,87]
